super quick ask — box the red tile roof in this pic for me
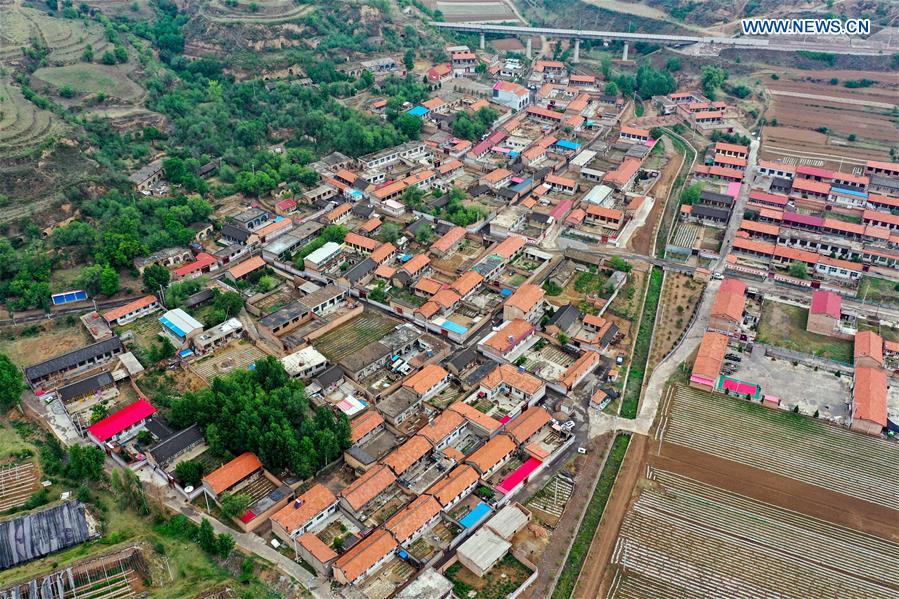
[854,331,883,366]
[227,255,266,279]
[203,452,263,495]
[270,483,337,533]
[351,411,384,443]
[853,366,887,427]
[810,290,841,319]
[103,295,158,323]
[333,529,396,584]
[692,332,728,382]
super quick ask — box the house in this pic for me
[172,252,218,280]
[418,409,466,450]
[602,159,641,191]
[451,50,478,75]
[351,411,385,446]
[296,533,339,576]
[232,208,270,231]
[544,173,578,195]
[227,255,267,282]
[449,401,502,437]
[202,452,264,500]
[478,319,535,361]
[87,398,156,447]
[481,168,513,189]
[24,337,125,388]
[479,363,545,410]
[708,279,746,336]
[466,434,516,479]
[619,126,650,144]
[854,331,883,369]
[270,484,338,546]
[159,309,203,345]
[102,295,160,327]
[492,81,530,111]
[134,247,194,274]
[806,290,843,337]
[402,363,451,401]
[332,529,397,585]
[425,464,479,510]
[851,365,887,436]
[714,142,749,159]
[432,226,467,257]
[57,372,115,404]
[690,332,728,391]
[338,464,396,515]
[503,284,544,323]
[385,495,442,548]
[451,270,484,300]
[428,63,453,85]
[324,203,352,225]
[503,406,552,445]
[281,346,329,379]
[304,242,343,271]
[129,160,164,192]
[457,528,511,578]
[559,351,600,391]
[382,434,432,478]
[193,318,243,353]
[147,423,204,472]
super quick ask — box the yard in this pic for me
[0,318,92,370]
[757,301,853,363]
[313,312,399,362]
[445,554,533,599]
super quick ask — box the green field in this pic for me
[33,64,144,101]
[858,276,899,307]
[757,301,853,363]
[313,311,399,362]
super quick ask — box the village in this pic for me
[1,13,898,599]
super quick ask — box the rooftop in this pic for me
[203,452,263,495]
[270,483,337,533]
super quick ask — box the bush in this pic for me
[59,85,75,98]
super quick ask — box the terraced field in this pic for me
[608,469,899,599]
[1,7,112,66]
[658,385,899,510]
[33,64,145,103]
[0,77,66,159]
[200,0,313,23]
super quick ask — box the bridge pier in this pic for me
[572,38,580,63]
[525,37,532,59]
[622,42,629,61]
[479,31,485,50]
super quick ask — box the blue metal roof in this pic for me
[160,316,188,338]
[442,320,468,335]
[555,139,579,150]
[830,186,867,198]
[407,105,430,117]
[459,502,492,528]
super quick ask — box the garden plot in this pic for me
[434,0,517,22]
[0,462,39,512]
[192,341,266,383]
[608,468,899,599]
[313,312,399,362]
[659,386,899,511]
[525,473,573,525]
[520,344,575,382]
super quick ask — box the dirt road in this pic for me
[627,137,684,257]
[572,434,648,599]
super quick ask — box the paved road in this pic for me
[714,130,760,273]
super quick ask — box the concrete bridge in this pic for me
[431,22,890,61]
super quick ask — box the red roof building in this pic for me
[87,398,156,443]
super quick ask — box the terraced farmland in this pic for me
[313,312,399,362]
[659,385,899,510]
[33,64,145,103]
[200,0,313,23]
[608,469,899,599]
[2,7,112,66]
[0,78,66,159]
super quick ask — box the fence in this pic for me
[761,343,853,375]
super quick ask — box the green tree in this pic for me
[0,354,25,411]
[680,182,703,205]
[110,467,149,514]
[665,56,682,72]
[216,533,235,558]
[220,492,252,519]
[416,227,433,244]
[82,44,93,62]
[198,518,217,554]
[700,66,728,100]
[66,445,106,481]
[99,265,119,296]
[113,45,128,63]
[604,81,619,96]
[213,291,244,317]
[650,127,665,140]
[100,50,117,65]
[403,48,415,71]
[378,222,400,243]
[369,281,387,303]
[608,257,633,273]
[788,261,809,279]
[174,460,204,487]
[143,263,171,292]
[395,112,422,138]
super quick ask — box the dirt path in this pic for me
[767,89,897,110]
[627,137,683,256]
[573,434,648,599]
[521,434,611,599]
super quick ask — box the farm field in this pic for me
[313,311,399,362]
[0,320,92,370]
[200,0,313,23]
[0,77,67,160]
[33,64,145,103]
[607,468,899,599]
[756,300,853,363]
[432,0,519,23]
[1,7,112,66]
[659,386,899,511]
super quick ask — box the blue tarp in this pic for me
[178,349,194,358]
[500,288,513,297]
[442,321,468,335]
[459,502,492,528]
[555,139,579,151]
[159,316,189,339]
[830,186,867,198]
[407,105,429,117]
